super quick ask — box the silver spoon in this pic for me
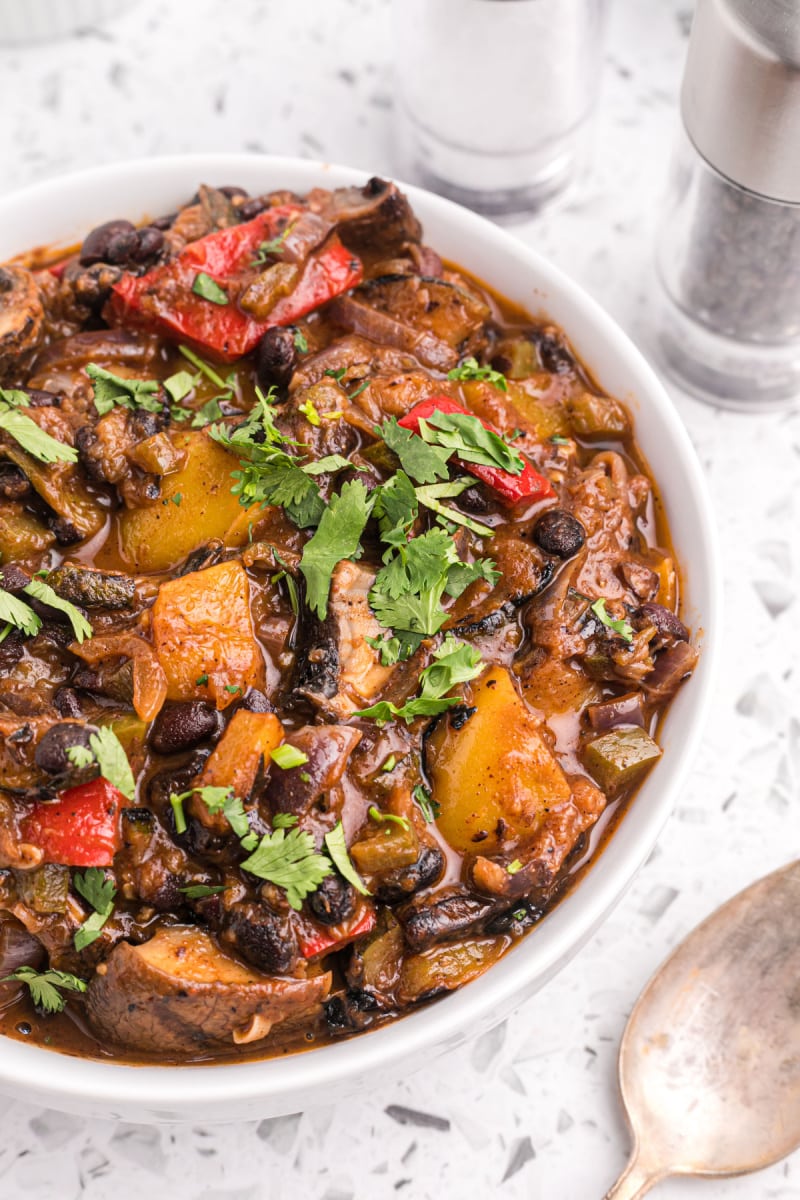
[603,859,800,1198]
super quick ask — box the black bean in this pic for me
[536,333,575,375]
[79,219,138,267]
[255,326,297,392]
[47,515,83,546]
[0,465,31,500]
[219,185,249,200]
[23,388,60,408]
[150,212,177,231]
[638,602,690,643]
[53,687,84,719]
[308,873,356,926]
[323,989,377,1033]
[240,688,274,714]
[34,722,98,775]
[0,629,24,672]
[237,197,269,221]
[225,901,297,974]
[533,509,586,559]
[0,564,31,594]
[129,225,165,265]
[149,701,221,755]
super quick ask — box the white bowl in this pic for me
[0,154,720,1123]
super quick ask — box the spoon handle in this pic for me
[603,1152,662,1199]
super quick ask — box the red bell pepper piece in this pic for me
[398,395,554,506]
[107,206,363,362]
[297,902,376,960]
[22,777,125,867]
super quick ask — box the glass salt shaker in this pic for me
[389,0,608,220]
[653,0,800,411]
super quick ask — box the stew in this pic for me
[0,178,697,1063]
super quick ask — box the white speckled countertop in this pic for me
[0,1,798,1197]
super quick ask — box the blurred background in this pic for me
[0,2,798,1199]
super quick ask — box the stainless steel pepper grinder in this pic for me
[653,0,800,410]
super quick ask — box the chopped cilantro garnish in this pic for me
[240,824,331,911]
[196,673,209,686]
[163,370,195,404]
[179,884,228,899]
[377,417,451,485]
[73,868,116,951]
[324,822,370,896]
[1,966,86,1014]
[355,635,483,724]
[299,480,374,619]
[412,784,440,823]
[65,727,134,799]
[192,272,229,305]
[417,410,523,474]
[447,356,508,392]
[85,364,161,417]
[0,388,79,463]
[293,328,309,353]
[507,859,523,875]
[590,598,634,644]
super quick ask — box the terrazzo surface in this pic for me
[0,1,798,1196]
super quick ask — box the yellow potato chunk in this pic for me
[152,560,265,709]
[426,665,571,856]
[98,431,249,573]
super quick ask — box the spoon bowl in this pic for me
[604,859,800,1198]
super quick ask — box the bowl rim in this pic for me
[0,152,721,1117]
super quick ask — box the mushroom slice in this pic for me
[0,266,44,377]
[86,925,331,1054]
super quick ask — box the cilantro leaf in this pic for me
[447,356,508,392]
[445,556,500,598]
[590,598,634,644]
[417,410,523,474]
[189,785,254,845]
[89,726,135,800]
[324,822,370,896]
[85,364,161,417]
[240,826,332,910]
[365,633,402,666]
[163,370,195,404]
[0,587,41,639]
[377,417,452,484]
[192,272,229,305]
[66,744,94,769]
[294,329,309,353]
[355,635,483,724]
[23,578,93,644]
[0,389,78,464]
[179,884,228,899]
[299,480,374,619]
[73,868,116,950]
[412,784,440,823]
[2,965,86,1014]
[178,345,229,391]
[191,397,225,428]
[414,482,495,537]
[373,470,418,553]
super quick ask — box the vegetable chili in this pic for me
[0,177,697,1063]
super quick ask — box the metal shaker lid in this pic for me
[682,0,800,202]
